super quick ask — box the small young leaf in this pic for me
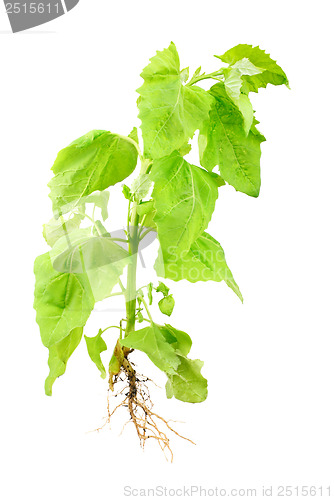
[49,130,138,215]
[131,174,152,202]
[136,200,154,217]
[122,184,131,200]
[156,281,169,297]
[158,295,175,316]
[84,329,108,379]
[147,282,153,305]
[34,252,95,348]
[178,142,192,156]
[45,327,83,396]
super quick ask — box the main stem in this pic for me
[124,207,139,338]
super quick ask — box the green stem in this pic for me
[187,68,225,86]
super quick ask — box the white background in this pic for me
[0,0,333,498]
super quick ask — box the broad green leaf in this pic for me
[45,326,83,396]
[34,253,95,348]
[199,83,265,197]
[84,329,108,379]
[138,42,213,159]
[131,174,152,202]
[120,323,180,375]
[50,227,130,302]
[43,213,83,247]
[158,295,175,316]
[217,44,289,93]
[150,151,218,259]
[155,231,243,302]
[156,281,169,297]
[82,190,110,221]
[233,93,254,136]
[49,130,138,215]
[50,228,129,274]
[165,355,208,403]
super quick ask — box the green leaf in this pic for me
[34,253,95,348]
[131,174,152,202]
[84,329,108,379]
[136,200,154,217]
[216,44,289,93]
[120,323,180,375]
[147,282,153,305]
[156,281,170,297]
[199,83,265,197]
[128,127,139,144]
[163,324,192,356]
[150,151,218,259]
[49,130,138,215]
[138,42,213,159]
[50,228,130,302]
[122,184,131,200]
[158,295,175,316]
[155,231,243,302]
[43,213,83,247]
[50,228,129,274]
[82,190,110,221]
[165,356,208,403]
[45,326,83,396]
[178,142,192,156]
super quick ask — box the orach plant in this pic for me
[34,42,288,459]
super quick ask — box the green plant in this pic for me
[34,42,288,458]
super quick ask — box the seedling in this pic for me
[34,42,288,459]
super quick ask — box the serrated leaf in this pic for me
[84,329,108,379]
[34,253,95,348]
[82,190,110,221]
[45,326,83,396]
[155,231,243,302]
[199,83,265,197]
[158,295,175,316]
[165,355,207,403]
[217,44,288,93]
[131,174,152,202]
[150,151,218,259]
[43,213,83,247]
[138,42,213,159]
[120,323,180,374]
[49,130,138,215]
